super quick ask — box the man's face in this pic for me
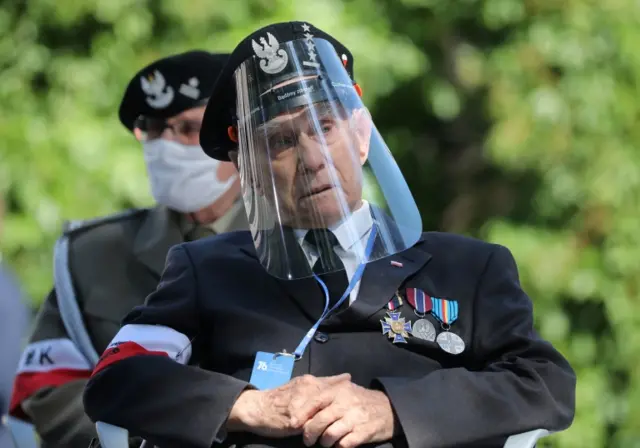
[252,102,371,228]
[135,105,240,210]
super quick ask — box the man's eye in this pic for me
[317,119,335,134]
[177,121,201,135]
[269,134,296,150]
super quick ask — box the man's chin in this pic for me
[296,205,348,229]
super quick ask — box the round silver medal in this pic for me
[436,331,465,355]
[411,319,436,342]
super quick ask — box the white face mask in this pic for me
[142,139,237,213]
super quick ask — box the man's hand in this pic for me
[297,382,398,448]
[226,373,352,438]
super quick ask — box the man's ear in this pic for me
[133,127,145,142]
[351,107,372,165]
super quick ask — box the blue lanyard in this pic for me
[292,224,378,359]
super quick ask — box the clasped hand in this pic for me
[227,374,397,448]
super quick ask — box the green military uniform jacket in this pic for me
[9,203,248,448]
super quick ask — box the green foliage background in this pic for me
[1,0,638,446]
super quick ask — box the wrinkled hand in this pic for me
[298,382,397,448]
[227,373,352,438]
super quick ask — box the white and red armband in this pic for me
[9,338,92,419]
[92,324,193,376]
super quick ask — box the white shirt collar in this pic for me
[294,201,373,251]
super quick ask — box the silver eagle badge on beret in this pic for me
[252,32,288,75]
[140,69,174,109]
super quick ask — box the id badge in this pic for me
[249,351,295,390]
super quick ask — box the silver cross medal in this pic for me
[436,331,466,355]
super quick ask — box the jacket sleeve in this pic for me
[9,288,97,448]
[83,244,253,448]
[374,244,576,448]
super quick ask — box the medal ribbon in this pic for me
[430,297,459,325]
[387,292,403,310]
[292,225,378,359]
[405,288,432,314]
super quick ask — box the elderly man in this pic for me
[9,51,247,448]
[84,22,575,448]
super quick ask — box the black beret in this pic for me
[199,21,356,161]
[119,51,229,132]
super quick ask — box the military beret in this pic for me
[119,51,229,132]
[199,21,356,161]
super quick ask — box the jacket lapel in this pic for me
[277,277,326,322]
[262,226,326,322]
[277,236,432,326]
[325,237,432,325]
[274,213,432,324]
[132,206,184,277]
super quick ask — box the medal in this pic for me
[405,288,432,317]
[380,312,412,344]
[436,331,465,355]
[402,288,436,342]
[411,318,436,341]
[431,296,465,355]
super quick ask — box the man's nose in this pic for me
[297,133,326,172]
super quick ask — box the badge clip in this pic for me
[274,350,301,361]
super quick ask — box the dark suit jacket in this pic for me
[10,204,248,448]
[84,230,576,448]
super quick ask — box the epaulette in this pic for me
[61,208,149,236]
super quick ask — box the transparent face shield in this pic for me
[232,37,422,280]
